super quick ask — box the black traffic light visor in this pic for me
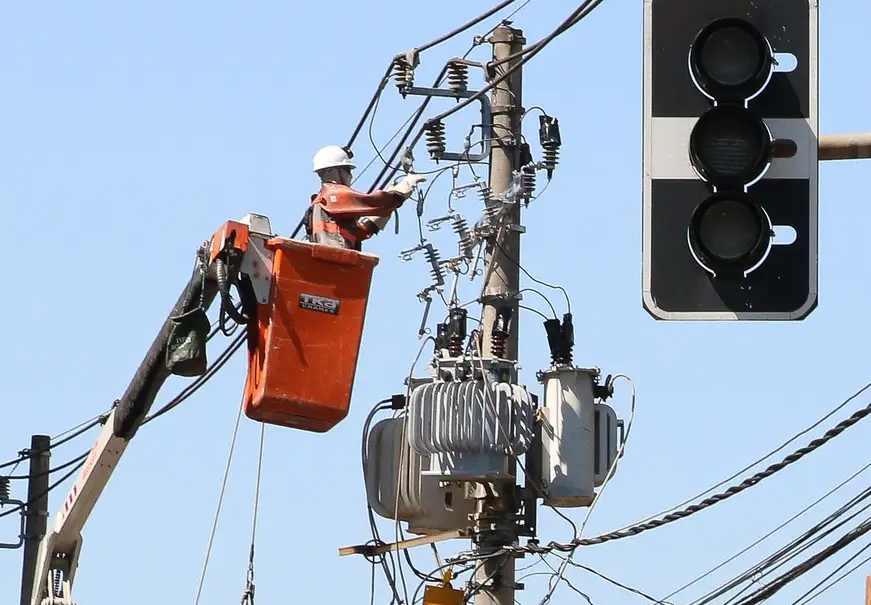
[690,17,774,101]
[689,104,772,188]
[688,191,771,275]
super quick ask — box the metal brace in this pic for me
[404,86,493,163]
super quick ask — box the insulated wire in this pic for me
[345,0,519,151]
[689,483,871,605]
[795,547,871,605]
[368,0,542,193]
[603,380,871,536]
[789,538,871,605]
[536,374,637,605]
[488,0,606,69]
[193,386,247,605]
[511,384,871,554]
[0,314,231,472]
[731,516,871,605]
[361,400,407,604]
[0,456,87,520]
[369,0,604,195]
[427,0,608,126]
[661,457,871,601]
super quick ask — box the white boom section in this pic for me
[31,407,128,605]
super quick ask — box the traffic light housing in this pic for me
[642,0,819,321]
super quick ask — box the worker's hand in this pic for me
[386,172,428,199]
[403,172,427,188]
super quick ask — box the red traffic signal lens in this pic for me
[690,18,773,101]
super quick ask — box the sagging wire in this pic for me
[730,516,871,605]
[793,546,871,605]
[661,457,871,602]
[193,385,250,605]
[535,374,636,605]
[368,0,548,194]
[788,539,871,605]
[491,236,571,314]
[4,451,90,481]
[1,314,243,530]
[689,484,871,605]
[361,398,411,605]
[1,309,235,473]
[345,0,520,152]
[0,416,106,472]
[552,381,871,555]
[143,330,246,425]
[565,557,668,605]
[610,380,871,538]
[240,422,266,605]
[0,455,87,521]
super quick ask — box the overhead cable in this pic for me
[523,386,871,554]
[662,458,871,602]
[367,0,540,192]
[345,0,519,151]
[426,0,607,126]
[731,516,871,605]
[0,456,86,520]
[371,0,603,194]
[611,380,871,535]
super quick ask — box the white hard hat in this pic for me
[312,145,356,173]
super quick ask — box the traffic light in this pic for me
[642,0,819,321]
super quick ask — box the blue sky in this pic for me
[2,2,871,604]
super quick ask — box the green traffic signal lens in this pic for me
[690,18,773,101]
[689,104,772,188]
[689,193,771,274]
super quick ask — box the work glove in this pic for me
[386,172,427,199]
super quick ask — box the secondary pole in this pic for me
[475,23,525,605]
[20,434,51,605]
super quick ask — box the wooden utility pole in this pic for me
[20,435,51,605]
[475,23,525,605]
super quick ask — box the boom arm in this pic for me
[30,214,275,605]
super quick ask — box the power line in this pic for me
[345,0,520,152]
[4,451,90,481]
[609,381,871,535]
[0,315,232,472]
[522,385,871,554]
[426,0,607,127]
[0,456,86,520]
[661,458,871,602]
[366,0,541,194]
[688,481,871,605]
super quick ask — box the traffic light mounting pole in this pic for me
[819,133,871,161]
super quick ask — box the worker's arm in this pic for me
[326,189,405,219]
[325,174,426,219]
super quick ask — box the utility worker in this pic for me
[305,145,426,250]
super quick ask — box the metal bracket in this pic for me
[405,86,493,163]
[0,499,26,549]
